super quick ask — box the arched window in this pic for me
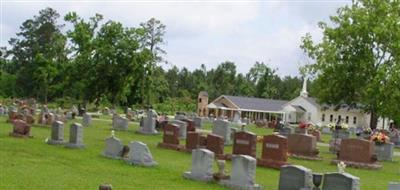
[322,114,325,122]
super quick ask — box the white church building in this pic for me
[201,79,390,129]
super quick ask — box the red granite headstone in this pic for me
[182,118,196,133]
[9,119,31,137]
[206,133,224,156]
[339,139,375,163]
[288,134,319,159]
[186,131,200,151]
[232,131,257,157]
[257,135,288,169]
[158,123,182,150]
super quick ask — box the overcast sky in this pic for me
[1,0,350,76]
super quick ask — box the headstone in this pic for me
[257,135,289,169]
[47,121,64,145]
[25,114,35,124]
[338,139,375,163]
[9,119,31,138]
[82,113,92,127]
[66,111,73,120]
[112,114,129,130]
[183,148,214,182]
[388,182,400,190]
[186,131,202,151]
[171,120,187,139]
[278,165,313,190]
[332,129,350,139]
[333,138,381,169]
[182,118,196,133]
[279,126,293,137]
[0,106,5,115]
[288,134,319,159]
[212,119,232,145]
[322,172,360,190]
[220,155,261,190]
[232,131,257,157]
[103,135,123,159]
[193,117,203,128]
[322,126,332,134]
[127,141,157,166]
[374,143,394,161]
[206,134,224,157]
[137,109,158,135]
[65,123,85,148]
[45,113,54,125]
[158,123,182,150]
[232,110,242,124]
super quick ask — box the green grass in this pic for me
[0,117,399,190]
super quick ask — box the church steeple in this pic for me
[300,77,308,97]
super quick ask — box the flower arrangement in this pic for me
[341,123,349,130]
[337,161,347,173]
[327,123,335,131]
[299,121,308,129]
[370,132,390,145]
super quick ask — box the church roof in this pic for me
[222,95,288,112]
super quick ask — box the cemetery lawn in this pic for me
[0,117,399,190]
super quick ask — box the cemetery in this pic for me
[2,1,400,190]
[0,103,399,189]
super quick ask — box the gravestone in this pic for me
[212,119,232,145]
[311,130,322,142]
[65,123,85,148]
[374,143,394,161]
[257,135,289,169]
[388,182,400,190]
[322,172,360,190]
[220,155,261,190]
[45,113,55,125]
[329,138,342,153]
[127,141,157,166]
[158,123,182,150]
[137,109,158,135]
[186,132,204,151]
[332,129,350,139]
[183,148,214,182]
[193,117,203,128]
[25,114,35,124]
[232,110,242,124]
[278,165,313,190]
[206,134,225,158]
[66,111,73,120]
[232,131,257,158]
[9,119,31,138]
[0,106,5,115]
[333,138,380,169]
[47,121,64,145]
[171,120,187,139]
[288,134,320,159]
[103,135,123,159]
[82,113,92,127]
[279,126,293,137]
[322,126,332,134]
[112,114,129,130]
[182,118,196,133]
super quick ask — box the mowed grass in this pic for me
[0,117,399,190]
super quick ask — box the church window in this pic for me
[338,115,342,122]
[198,98,202,103]
[330,115,333,122]
[322,114,325,122]
[345,116,349,124]
[353,117,357,124]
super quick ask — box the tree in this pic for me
[7,7,67,103]
[247,62,280,99]
[301,0,400,128]
[138,18,166,106]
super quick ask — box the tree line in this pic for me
[0,7,304,109]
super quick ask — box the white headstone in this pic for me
[212,119,232,145]
[47,121,64,145]
[112,114,129,130]
[388,182,400,190]
[183,149,214,182]
[126,141,157,166]
[103,136,123,159]
[65,123,85,148]
[137,109,158,135]
[82,113,92,127]
[220,155,261,190]
[171,120,187,139]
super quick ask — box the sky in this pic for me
[1,0,350,76]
